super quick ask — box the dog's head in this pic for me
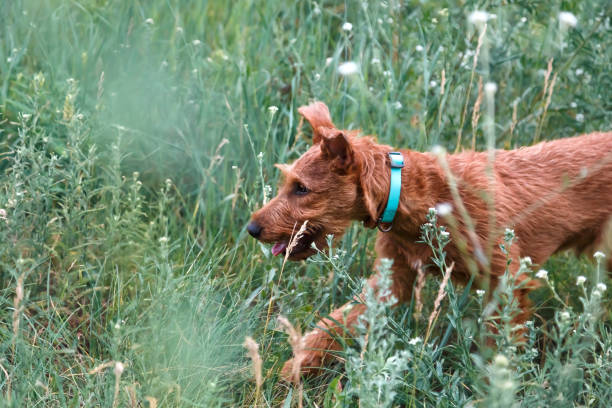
[247,102,389,260]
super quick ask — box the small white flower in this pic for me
[257,152,263,160]
[338,61,359,76]
[435,202,453,216]
[371,57,381,65]
[476,289,485,297]
[383,70,391,77]
[468,10,493,30]
[597,283,607,292]
[520,17,527,23]
[493,354,509,367]
[559,11,578,28]
[575,113,584,122]
[408,337,422,345]
[192,39,201,46]
[268,106,279,114]
[415,45,424,52]
[158,236,169,244]
[536,269,548,280]
[325,57,333,67]
[522,256,532,266]
[576,275,587,286]
[145,18,154,25]
[342,22,353,32]
[393,101,402,110]
[313,5,321,15]
[0,208,6,219]
[593,290,602,298]
[594,251,606,260]
[429,80,437,87]
[440,231,450,238]
[314,73,320,81]
[431,145,446,156]
[560,310,570,321]
[575,68,584,76]
[175,26,184,33]
[114,362,124,376]
[484,82,497,96]
[570,101,577,108]
[428,207,437,214]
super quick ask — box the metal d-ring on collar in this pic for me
[376,152,404,232]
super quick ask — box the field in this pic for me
[2,0,612,406]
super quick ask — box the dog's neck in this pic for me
[355,140,448,238]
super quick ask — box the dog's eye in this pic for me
[294,183,309,196]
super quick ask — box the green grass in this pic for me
[1,0,611,406]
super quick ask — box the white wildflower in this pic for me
[576,275,587,286]
[158,236,169,244]
[192,39,201,46]
[468,11,493,30]
[575,68,584,76]
[0,209,6,220]
[520,17,527,23]
[415,45,424,52]
[493,354,509,367]
[175,26,183,34]
[325,57,333,67]
[536,269,548,280]
[575,113,584,122]
[440,231,450,238]
[408,337,422,345]
[570,101,577,108]
[342,22,353,32]
[383,70,391,77]
[337,61,359,76]
[558,12,578,29]
[484,82,497,97]
[393,101,402,110]
[371,57,381,65]
[560,310,570,321]
[268,106,279,114]
[597,283,607,292]
[594,251,606,261]
[429,80,437,87]
[435,202,453,216]
[114,362,124,376]
[476,289,485,297]
[145,18,154,25]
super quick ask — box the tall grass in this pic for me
[1,0,611,406]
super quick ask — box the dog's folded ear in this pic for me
[318,127,354,170]
[298,102,335,144]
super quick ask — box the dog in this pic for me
[247,101,612,381]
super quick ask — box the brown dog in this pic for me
[247,101,612,380]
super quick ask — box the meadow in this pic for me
[1,0,612,406]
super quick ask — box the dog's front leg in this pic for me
[280,266,413,382]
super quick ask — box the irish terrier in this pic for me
[247,101,612,381]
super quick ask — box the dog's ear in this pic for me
[298,102,335,144]
[318,127,354,170]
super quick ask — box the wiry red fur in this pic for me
[248,101,612,381]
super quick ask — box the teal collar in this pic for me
[377,152,404,232]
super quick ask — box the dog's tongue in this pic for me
[271,242,287,256]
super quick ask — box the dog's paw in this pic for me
[280,351,324,383]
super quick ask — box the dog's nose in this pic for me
[247,221,263,238]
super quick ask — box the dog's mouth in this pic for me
[271,228,322,260]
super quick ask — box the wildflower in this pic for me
[440,231,450,238]
[325,57,333,67]
[520,17,527,23]
[338,61,359,76]
[144,18,154,25]
[597,283,607,292]
[383,70,391,77]
[435,202,453,216]
[493,354,509,367]
[268,105,279,114]
[415,45,424,52]
[408,336,422,345]
[371,57,381,65]
[114,362,124,376]
[575,68,584,76]
[0,208,6,220]
[484,82,497,97]
[393,101,402,110]
[575,113,584,122]
[429,80,437,87]
[560,310,570,321]
[570,102,577,108]
[558,12,578,29]
[342,22,353,31]
[594,251,606,261]
[431,145,445,156]
[175,26,183,33]
[158,236,169,244]
[535,269,548,280]
[468,11,489,26]
[521,256,532,266]
[192,39,201,46]
[257,152,263,160]
[476,289,485,297]
[313,5,321,15]
[593,290,602,298]
[576,275,587,285]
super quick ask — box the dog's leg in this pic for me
[280,258,415,382]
